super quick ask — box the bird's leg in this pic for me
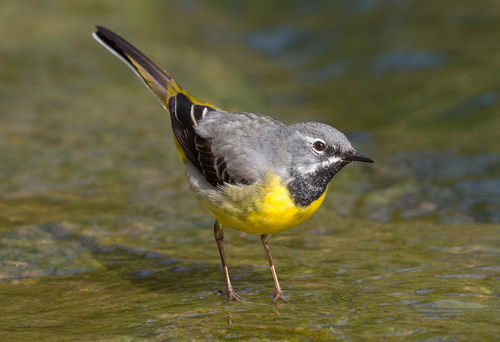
[261,234,289,302]
[214,220,241,301]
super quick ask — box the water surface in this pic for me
[1,1,499,340]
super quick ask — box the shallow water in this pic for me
[1,1,499,341]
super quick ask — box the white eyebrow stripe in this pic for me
[304,136,325,145]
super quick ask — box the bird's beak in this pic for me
[344,151,376,163]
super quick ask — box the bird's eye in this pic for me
[313,140,326,152]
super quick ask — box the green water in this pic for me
[1,1,499,340]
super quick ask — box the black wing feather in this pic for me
[168,93,235,186]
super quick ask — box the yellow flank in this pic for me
[198,172,327,235]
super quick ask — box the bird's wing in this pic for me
[169,93,262,186]
[194,109,284,186]
[94,26,263,187]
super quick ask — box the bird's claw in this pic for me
[273,289,290,302]
[226,289,242,302]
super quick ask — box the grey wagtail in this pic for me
[93,26,375,302]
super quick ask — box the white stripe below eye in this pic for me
[325,155,342,165]
[295,156,342,174]
[295,163,319,174]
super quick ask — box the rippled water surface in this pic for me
[1,1,499,341]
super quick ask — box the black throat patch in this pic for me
[287,161,349,208]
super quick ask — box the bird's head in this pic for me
[285,122,375,207]
[288,122,374,176]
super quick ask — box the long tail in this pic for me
[92,26,217,110]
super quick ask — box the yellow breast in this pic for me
[197,172,327,235]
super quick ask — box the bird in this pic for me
[93,26,375,302]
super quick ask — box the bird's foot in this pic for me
[226,289,242,302]
[272,289,290,302]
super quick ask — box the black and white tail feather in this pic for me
[94,26,235,188]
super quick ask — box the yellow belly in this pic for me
[197,172,327,235]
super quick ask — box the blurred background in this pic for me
[1,1,499,340]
